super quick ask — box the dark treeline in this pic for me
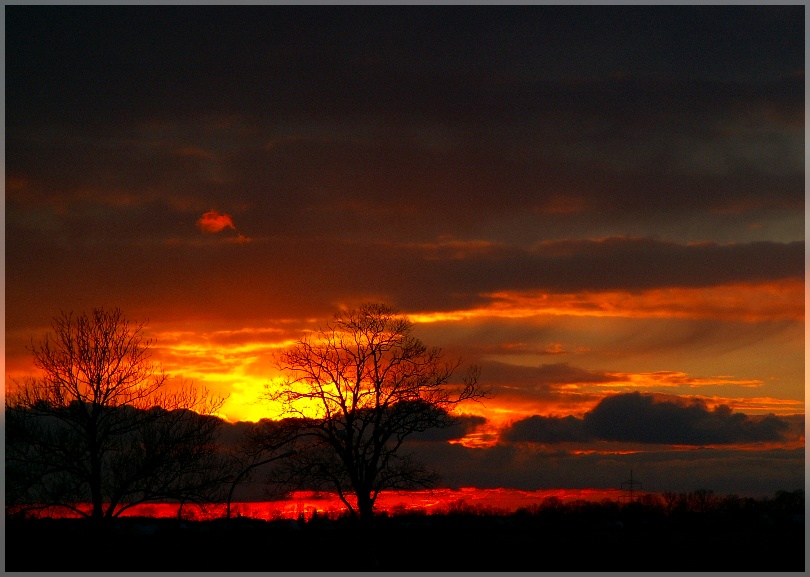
[5,489,804,572]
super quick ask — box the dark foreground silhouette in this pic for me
[6,494,805,572]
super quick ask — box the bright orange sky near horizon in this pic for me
[5,6,805,498]
[143,278,803,427]
[5,278,804,427]
[138,278,805,428]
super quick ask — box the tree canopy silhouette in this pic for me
[6,307,228,522]
[263,303,489,523]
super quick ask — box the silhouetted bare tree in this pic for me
[5,307,229,522]
[264,303,489,524]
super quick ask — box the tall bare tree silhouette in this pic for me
[264,303,489,524]
[6,307,228,522]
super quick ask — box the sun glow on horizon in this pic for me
[6,288,802,431]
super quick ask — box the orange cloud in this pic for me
[197,209,236,234]
[409,279,804,323]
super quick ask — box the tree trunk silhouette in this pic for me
[6,307,229,521]
[265,303,490,525]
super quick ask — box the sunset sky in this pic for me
[5,6,805,498]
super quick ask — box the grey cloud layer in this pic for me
[502,392,798,445]
[7,7,803,250]
[8,7,802,119]
[7,6,803,334]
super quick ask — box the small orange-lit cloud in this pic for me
[195,209,253,244]
[197,209,236,234]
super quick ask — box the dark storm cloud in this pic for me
[583,392,791,444]
[501,392,793,445]
[501,415,591,444]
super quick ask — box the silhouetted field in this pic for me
[6,496,805,572]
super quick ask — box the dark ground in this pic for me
[5,505,805,572]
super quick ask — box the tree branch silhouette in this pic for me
[263,302,490,524]
[6,307,229,523]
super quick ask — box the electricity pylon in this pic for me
[621,469,643,503]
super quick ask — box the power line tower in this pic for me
[621,469,643,504]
